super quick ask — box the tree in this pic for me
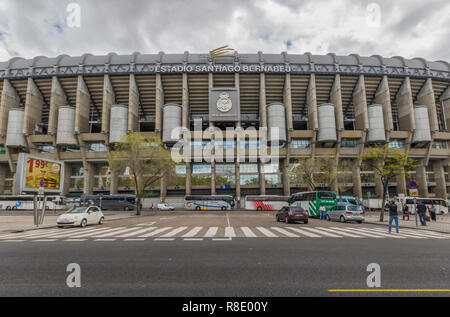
[290,156,344,191]
[358,144,417,222]
[109,133,175,215]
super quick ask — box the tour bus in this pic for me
[80,194,136,211]
[0,195,66,211]
[184,195,235,211]
[288,191,338,217]
[395,197,448,215]
[337,195,361,206]
[244,195,289,211]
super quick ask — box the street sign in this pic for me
[408,180,418,189]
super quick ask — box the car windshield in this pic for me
[347,199,358,205]
[347,206,362,211]
[65,207,86,214]
[290,207,304,212]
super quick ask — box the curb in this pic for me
[0,214,139,234]
[364,220,450,235]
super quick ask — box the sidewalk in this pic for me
[364,212,450,234]
[0,211,139,233]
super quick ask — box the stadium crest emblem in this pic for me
[217,92,233,112]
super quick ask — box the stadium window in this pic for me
[388,139,404,149]
[86,142,107,152]
[432,141,448,149]
[290,139,311,149]
[341,139,358,148]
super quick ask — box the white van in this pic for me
[395,197,448,215]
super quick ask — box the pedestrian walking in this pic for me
[385,200,399,233]
[402,204,410,221]
[429,204,437,222]
[319,205,326,220]
[417,201,427,226]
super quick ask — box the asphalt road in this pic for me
[0,237,449,296]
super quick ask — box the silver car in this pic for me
[326,205,365,223]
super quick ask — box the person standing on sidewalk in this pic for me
[429,204,437,222]
[402,204,410,221]
[385,200,399,233]
[319,205,326,220]
[417,201,427,226]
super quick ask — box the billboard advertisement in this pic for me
[15,154,64,194]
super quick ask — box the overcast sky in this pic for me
[0,0,448,63]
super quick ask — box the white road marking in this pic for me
[316,227,365,238]
[160,226,188,237]
[154,238,175,241]
[270,227,300,237]
[225,227,236,238]
[1,240,26,242]
[183,238,203,241]
[32,239,57,242]
[350,227,406,239]
[300,227,342,238]
[0,228,63,239]
[94,239,116,242]
[330,227,385,238]
[91,227,142,238]
[136,222,156,226]
[64,239,87,242]
[124,239,146,241]
[369,227,428,239]
[70,227,127,238]
[139,227,172,237]
[28,227,101,239]
[116,227,157,238]
[240,227,257,237]
[44,227,108,239]
[256,227,278,237]
[287,227,321,237]
[181,227,203,237]
[204,227,218,237]
[400,228,450,239]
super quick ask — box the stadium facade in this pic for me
[0,51,449,202]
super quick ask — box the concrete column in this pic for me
[374,76,394,135]
[352,160,363,199]
[259,160,266,195]
[353,75,369,131]
[331,74,344,131]
[0,79,21,138]
[185,162,192,196]
[307,74,318,130]
[211,160,216,195]
[155,73,164,134]
[160,174,167,201]
[282,158,290,196]
[395,169,407,196]
[75,76,91,134]
[48,76,69,135]
[417,78,439,134]
[235,71,241,127]
[396,77,415,132]
[128,74,139,132]
[109,169,119,195]
[441,86,450,130]
[433,160,447,199]
[182,72,189,129]
[415,162,428,198]
[84,162,95,195]
[0,165,7,193]
[62,162,71,196]
[259,73,267,128]
[23,78,44,136]
[284,73,293,131]
[101,75,115,134]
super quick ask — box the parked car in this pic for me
[57,206,105,228]
[157,203,175,211]
[276,206,309,224]
[326,204,364,223]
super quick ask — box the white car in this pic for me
[157,203,175,211]
[57,206,105,228]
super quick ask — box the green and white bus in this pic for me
[288,191,338,217]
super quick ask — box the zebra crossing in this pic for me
[1,225,449,242]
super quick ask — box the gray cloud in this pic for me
[0,0,448,62]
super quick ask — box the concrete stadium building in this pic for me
[0,51,449,202]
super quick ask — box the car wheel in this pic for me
[257,207,262,211]
[221,207,226,211]
[195,206,201,211]
[12,206,17,211]
[6,206,11,211]
[80,219,87,228]
[98,217,105,225]
[124,206,130,211]
[57,226,64,228]
[357,220,363,224]
[276,216,280,222]
[304,220,308,224]
[340,216,346,223]
[285,217,290,224]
